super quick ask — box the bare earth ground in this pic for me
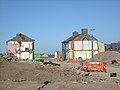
[0,58,120,90]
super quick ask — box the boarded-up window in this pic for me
[74,41,82,50]
[83,41,98,50]
[83,41,89,50]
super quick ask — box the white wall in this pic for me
[8,41,18,44]
[20,42,33,60]
[21,52,30,59]
[21,42,31,51]
[17,53,20,59]
[30,54,33,60]
[54,52,57,58]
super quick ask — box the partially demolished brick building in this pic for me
[62,28,105,60]
[6,33,34,60]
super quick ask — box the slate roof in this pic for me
[7,33,34,42]
[73,34,97,41]
[65,35,79,43]
[65,29,98,43]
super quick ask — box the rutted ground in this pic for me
[0,59,120,90]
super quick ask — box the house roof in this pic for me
[64,29,98,43]
[73,34,97,41]
[7,33,34,42]
[65,35,79,43]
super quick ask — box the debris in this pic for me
[115,81,120,85]
[37,80,51,90]
[43,61,60,66]
[44,81,51,84]
[89,80,96,83]
[7,56,12,61]
[79,71,84,75]
[13,79,27,82]
[20,78,27,82]
[111,60,118,64]
[110,73,117,77]
[84,72,90,76]
[40,59,44,62]
[75,66,81,70]
[99,78,106,81]
[76,70,80,74]
[81,72,90,76]
[93,51,120,62]
[82,81,87,85]
[37,59,44,63]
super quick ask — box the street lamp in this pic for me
[90,29,95,62]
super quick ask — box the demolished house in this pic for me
[62,28,105,60]
[6,33,34,60]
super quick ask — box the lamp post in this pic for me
[90,29,95,62]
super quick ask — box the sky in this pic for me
[0,0,120,54]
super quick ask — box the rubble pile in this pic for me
[0,58,120,90]
[93,51,120,62]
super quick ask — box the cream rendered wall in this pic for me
[69,41,72,49]
[68,50,73,59]
[66,52,69,59]
[66,41,73,59]
[74,51,88,60]
[66,40,99,60]
[74,51,83,59]
[65,43,69,59]
[93,41,98,50]
[66,43,69,50]
[98,42,105,52]
[94,51,99,55]
[74,51,99,60]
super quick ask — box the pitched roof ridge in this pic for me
[6,33,34,42]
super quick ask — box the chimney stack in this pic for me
[81,28,88,35]
[16,33,22,38]
[73,31,78,37]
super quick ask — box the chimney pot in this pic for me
[16,33,22,38]
[73,31,78,36]
[81,28,88,34]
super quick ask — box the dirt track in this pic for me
[0,59,120,90]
